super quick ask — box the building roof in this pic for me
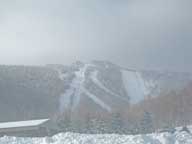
[0,119,49,129]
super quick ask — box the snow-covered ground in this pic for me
[1,131,192,144]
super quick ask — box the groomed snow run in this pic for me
[83,87,112,112]
[121,70,148,104]
[59,64,89,111]
[1,131,192,144]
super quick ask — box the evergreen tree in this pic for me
[127,121,140,135]
[84,113,92,133]
[139,111,154,134]
[57,111,72,132]
[90,117,109,134]
[97,118,109,133]
[110,112,124,134]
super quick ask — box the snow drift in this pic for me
[1,131,192,144]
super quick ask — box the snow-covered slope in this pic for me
[121,70,149,104]
[47,61,192,114]
[48,61,130,115]
[122,69,192,104]
[0,61,191,124]
[1,131,192,144]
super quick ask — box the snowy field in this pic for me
[1,131,192,144]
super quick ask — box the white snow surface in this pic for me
[1,131,192,144]
[122,70,149,104]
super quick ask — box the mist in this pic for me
[0,0,192,72]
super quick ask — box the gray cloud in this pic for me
[0,0,192,72]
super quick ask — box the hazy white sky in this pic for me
[0,0,192,71]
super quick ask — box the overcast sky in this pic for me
[0,0,192,72]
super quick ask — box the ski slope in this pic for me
[55,61,191,114]
[1,131,192,144]
[90,70,129,102]
[59,64,88,111]
[121,70,155,104]
[58,62,132,113]
[83,87,112,112]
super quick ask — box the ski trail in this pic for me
[82,88,112,112]
[59,88,74,112]
[58,64,127,112]
[121,70,146,104]
[90,70,129,102]
[58,64,88,112]
[72,64,89,108]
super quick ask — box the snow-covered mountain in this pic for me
[47,61,192,115]
[0,61,191,122]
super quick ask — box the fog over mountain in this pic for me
[0,0,192,72]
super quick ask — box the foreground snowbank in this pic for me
[0,131,192,144]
